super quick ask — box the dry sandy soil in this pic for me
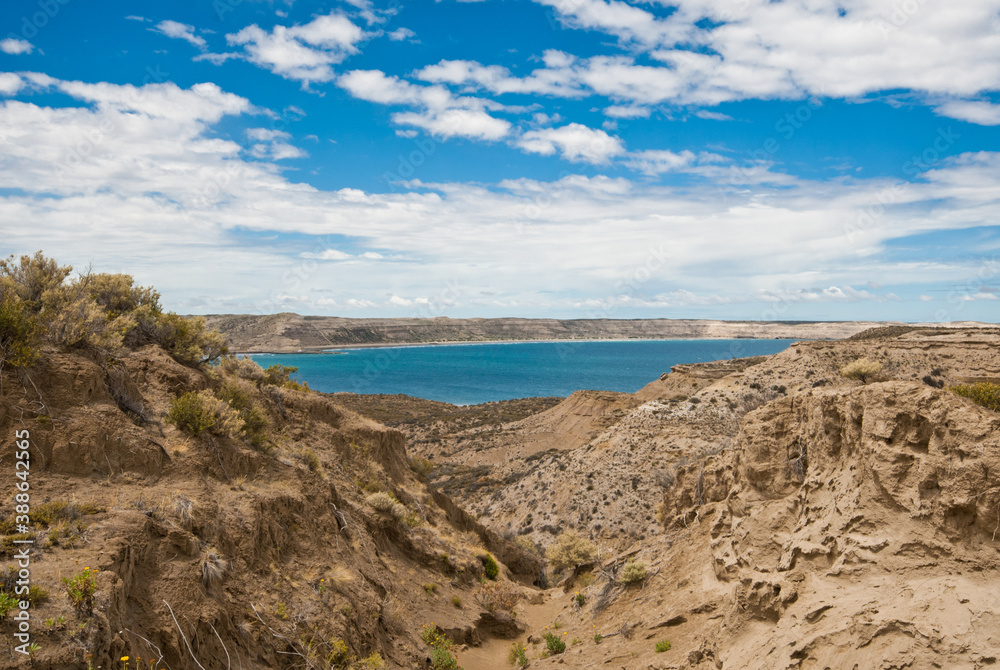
[341,325,1000,669]
[2,324,999,669]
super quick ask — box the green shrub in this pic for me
[952,383,1000,412]
[420,625,463,670]
[430,646,460,670]
[507,642,528,668]
[155,313,228,366]
[167,391,244,438]
[481,553,499,580]
[408,456,435,477]
[546,531,597,572]
[0,252,72,309]
[215,380,272,449]
[840,358,883,384]
[40,286,124,351]
[262,364,306,390]
[620,560,647,584]
[166,392,217,436]
[0,286,39,368]
[62,567,97,612]
[81,272,160,319]
[655,639,672,652]
[544,632,566,654]
[0,592,17,618]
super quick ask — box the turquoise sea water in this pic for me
[248,339,796,405]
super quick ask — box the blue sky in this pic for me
[1,0,999,322]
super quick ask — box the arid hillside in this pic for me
[201,314,923,352]
[0,254,542,670]
[340,326,1000,668]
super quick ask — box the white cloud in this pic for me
[339,69,512,140]
[302,249,353,260]
[4,72,1000,319]
[387,28,415,41]
[516,123,624,163]
[416,0,1000,124]
[153,20,207,50]
[623,149,724,176]
[695,110,733,121]
[935,100,1000,126]
[0,73,23,96]
[226,13,365,85]
[0,39,34,55]
[394,108,510,141]
[919,295,935,301]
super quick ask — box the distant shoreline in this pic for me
[205,314,996,355]
[235,335,803,355]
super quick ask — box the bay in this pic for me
[248,339,797,405]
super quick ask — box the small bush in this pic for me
[508,642,528,668]
[952,383,1000,412]
[354,653,387,670]
[423,583,438,595]
[0,286,39,368]
[408,456,435,477]
[430,646,461,670]
[214,379,269,438]
[365,493,406,522]
[840,358,883,384]
[155,313,228,366]
[594,633,603,644]
[167,390,244,438]
[620,560,647,584]
[166,392,217,436]
[0,592,17,618]
[476,579,520,613]
[201,548,228,587]
[544,632,566,654]
[655,639,672,652]
[262,364,306,390]
[0,252,72,308]
[546,531,597,572]
[451,596,462,608]
[219,355,266,381]
[481,553,499,580]
[62,567,97,612]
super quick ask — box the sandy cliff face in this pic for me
[337,327,1000,668]
[665,381,1000,668]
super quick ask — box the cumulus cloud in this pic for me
[516,123,624,163]
[0,39,34,55]
[0,73,23,96]
[934,100,1000,126]
[225,12,365,85]
[387,27,415,41]
[415,0,1000,124]
[152,20,206,50]
[247,127,307,160]
[339,69,511,140]
[3,72,1000,318]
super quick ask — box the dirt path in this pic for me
[457,585,593,669]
